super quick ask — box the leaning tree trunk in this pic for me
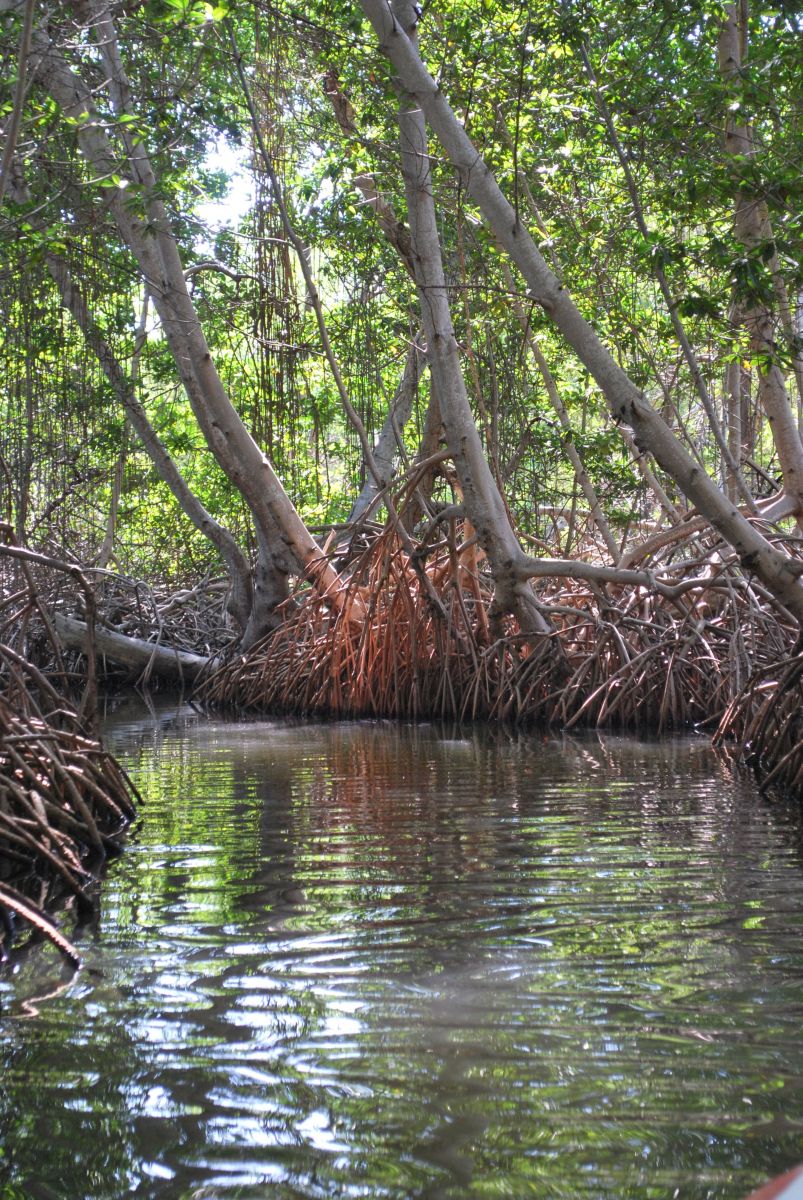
[31,7,350,645]
[322,70,441,535]
[47,255,254,629]
[7,158,253,628]
[359,0,803,626]
[390,0,552,636]
[345,339,424,527]
[578,38,755,513]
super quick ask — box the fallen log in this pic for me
[54,614,211,682]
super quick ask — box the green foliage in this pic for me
[1,0,801,581]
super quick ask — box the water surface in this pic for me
[2,705,803,1198]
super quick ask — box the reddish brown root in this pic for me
[715,655,803,795]
[1,540,139,965]
[196,524,799,788]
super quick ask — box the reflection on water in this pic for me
[2,704,803,1198]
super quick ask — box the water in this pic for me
[2,704,803,1199]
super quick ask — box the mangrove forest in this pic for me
[2,1,803,1194]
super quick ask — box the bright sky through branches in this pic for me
[196,136,253,245]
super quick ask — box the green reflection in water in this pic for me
[2,705,803,1199]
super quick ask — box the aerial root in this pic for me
[197,525,798,779]
[715,654,803,794]
[1,541,139,964]
[0,686,139,965]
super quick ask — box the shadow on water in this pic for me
[2,701,803,1198]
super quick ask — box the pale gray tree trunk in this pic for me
[323,70,436,532]
[359,0,803,624]
[48,258,254,629]
[32,9,349,644]
[391,0,552,635]
[579,39,755,512]
[402,386,444,532]
[97,290,149,573]
[346,340,423,526]
[718,2,803,522]
[228,21,430,602]
[7,159,253,627]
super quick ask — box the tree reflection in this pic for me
[1,710,803,1197]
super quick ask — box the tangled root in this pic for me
[715,654,803,794]
[1,537,139,965]
[198,524,795,746]
[0,686,139,964]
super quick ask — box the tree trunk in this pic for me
[346,339,423,527]
[390,0,551,636]
[55,615,210,683]
[359,0,803,624]
[47,255,254,629]
[579,39,755,512]
[718,1,803,522]
[402,384,444,532]
[32,12,348,644]
[96,289,148,573]
[7,155,255,629]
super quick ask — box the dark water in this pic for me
[2,706,803,1199]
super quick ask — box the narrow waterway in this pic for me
[2,704,803,1199]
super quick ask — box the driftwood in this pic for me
[55,614,211,683]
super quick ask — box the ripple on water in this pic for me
[2,709,803,1198]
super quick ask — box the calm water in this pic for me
[2,705,803,1199]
